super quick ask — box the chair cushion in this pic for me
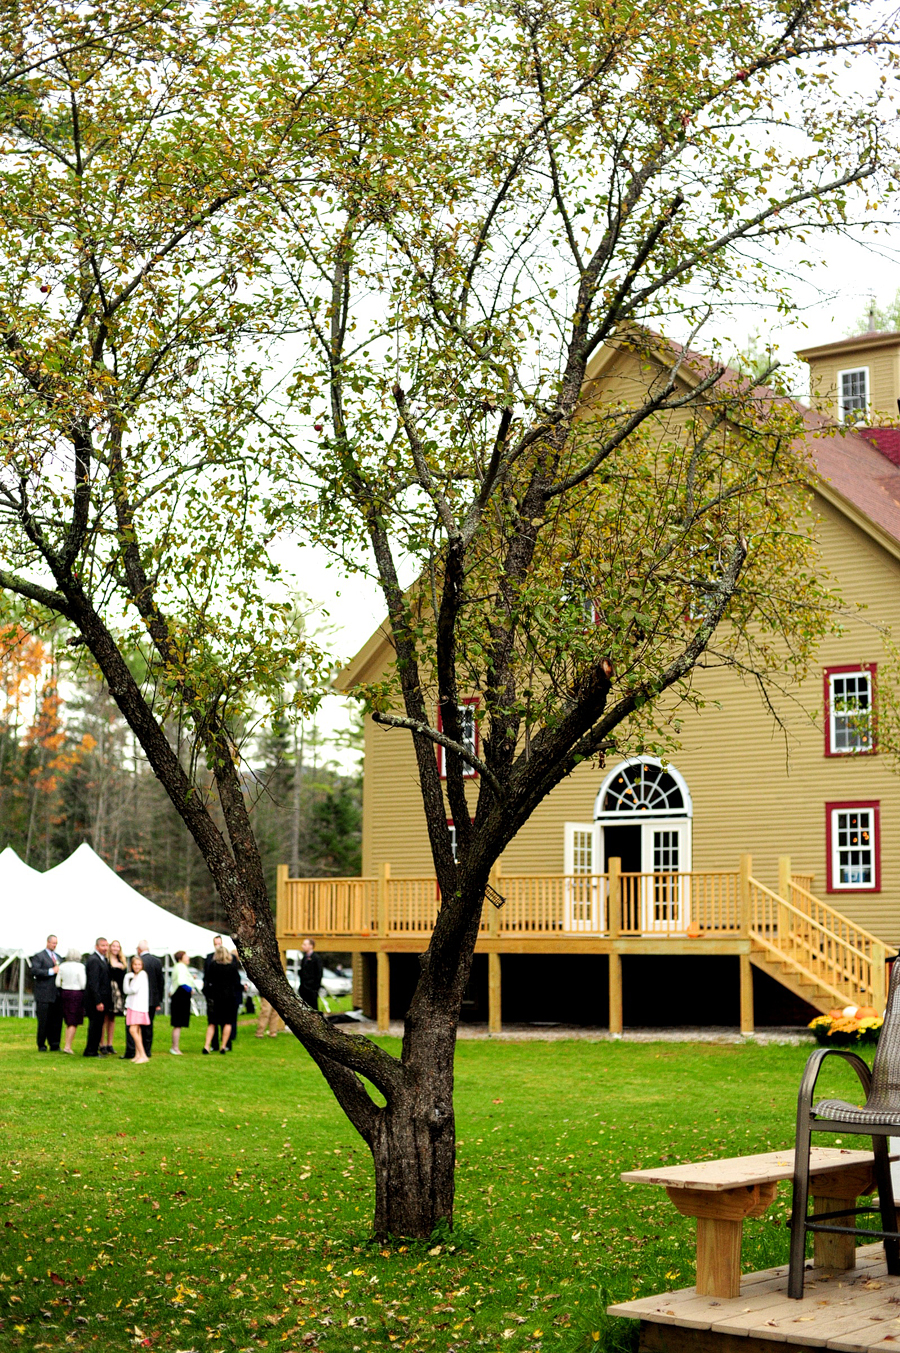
[814,1098,900,1126]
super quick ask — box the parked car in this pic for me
[283,965,352,998]
[321,966,352,998]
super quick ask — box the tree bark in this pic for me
[370,1070,456,1239]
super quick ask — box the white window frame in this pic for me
[829,806,877,891]
[827,668,874,755]
[837,366,869,423]
[438,701,478,778]
[564,822,595,875]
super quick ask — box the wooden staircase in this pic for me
[747,860,895,1013]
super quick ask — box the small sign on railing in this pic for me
[484,883,506,910]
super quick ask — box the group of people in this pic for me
[30,934,325,1060]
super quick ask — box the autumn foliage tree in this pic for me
[0,0,898,1238]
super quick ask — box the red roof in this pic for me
[858,427,900,469]
[797,410,900,545]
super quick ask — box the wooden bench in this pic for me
[621,1148,889,1299]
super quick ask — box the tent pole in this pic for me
[18,955,25,1018]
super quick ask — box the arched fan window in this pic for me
[601,761,685,814]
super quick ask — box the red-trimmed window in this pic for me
[824,664,876,756]
[826,801,880,893]
[437,698,479,778]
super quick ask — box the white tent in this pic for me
[0,846,48,1013]
[39,843,222,958]
[0,846,47,956]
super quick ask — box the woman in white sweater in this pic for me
[169,950,199,1055]
[123,955,151,1064]
[56,949,87,1054]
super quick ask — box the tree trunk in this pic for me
[370,1076,456,1239]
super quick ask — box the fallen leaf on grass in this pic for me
[49,1273,65,1287]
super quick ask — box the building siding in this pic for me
[360,487,900,946]
[808,348,900,423]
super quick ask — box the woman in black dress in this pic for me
[169,950,198,1055]
[104,939,127,1055]
[202,947,241,1055]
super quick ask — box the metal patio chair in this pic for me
[788,959,900,1299]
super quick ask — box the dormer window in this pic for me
[838,367,868,422]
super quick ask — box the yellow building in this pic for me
[278,331,900,1033]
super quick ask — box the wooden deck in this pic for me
[276,855,893,1034]
[609,1244,900,1353]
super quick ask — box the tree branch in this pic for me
[371,710,501,795]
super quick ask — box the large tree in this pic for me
[0,0,897,1239]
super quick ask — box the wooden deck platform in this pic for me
[608,1244,900,1352]
[276,857,893,1034]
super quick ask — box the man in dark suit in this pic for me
[30,933,62,1051]
[83,938,111,1058]
[124,940,163,1059]
[299,937,324,1012]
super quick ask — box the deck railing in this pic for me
[277,855,895,1010]
[277,866,741,940]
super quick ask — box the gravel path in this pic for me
[335,1018,815,1044]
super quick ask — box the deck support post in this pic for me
[488,954,502,1034]
[608,857,623,1034]
[609,953,623,1035]
[739,953,754,1035]
[738,853,754,1034]
[376,952,390,1034]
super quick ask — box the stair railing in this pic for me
[749,874,888,1008]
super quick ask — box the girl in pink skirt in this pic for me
[123,955,151,1064]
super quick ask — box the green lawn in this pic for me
[0,1019,871,1353]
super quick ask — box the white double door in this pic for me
[564,819,692,933]
[601,818,692,934]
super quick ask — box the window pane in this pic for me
[835,808,873,886]
[841,369,867,417]
[830,671,873,753]
[602,762,684,812]
[441,704,477,778]
[572,830,593,874]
